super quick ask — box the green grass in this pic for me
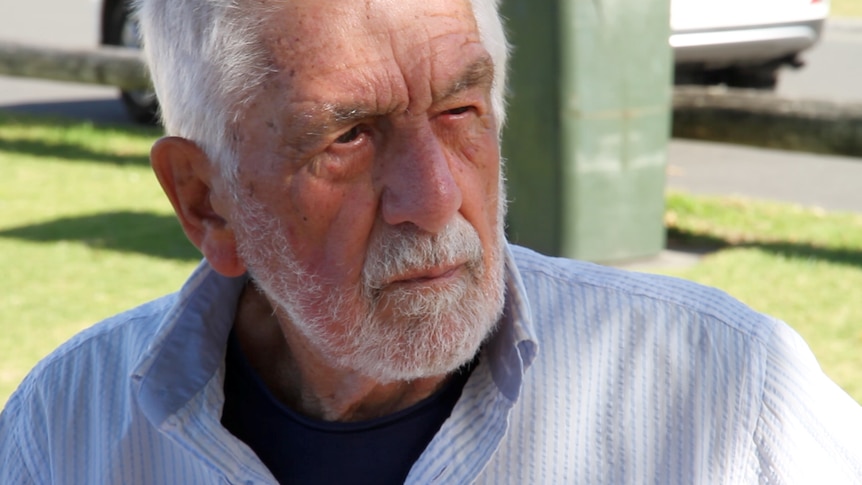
[663,193,862,402]
[0,111,199,406]
[832,0,862,18]
[1,111,860,409]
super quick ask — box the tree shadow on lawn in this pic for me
[667,227,862,270]
[0,137,152,166]
[0,211,200,261]
[0,110,160,167]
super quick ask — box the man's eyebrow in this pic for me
[291,104,374,144]
[437,55,495,101]
[320,56,495,123]
[287,56,495,145]
[327,104,375,126]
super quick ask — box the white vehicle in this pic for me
[671,0,830,89]
[91,0,829,122]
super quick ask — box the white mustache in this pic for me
[362,218,484,292]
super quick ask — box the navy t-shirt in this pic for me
[221,330,473,485]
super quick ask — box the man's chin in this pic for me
[338,304,500,383]
[351,342,484,384]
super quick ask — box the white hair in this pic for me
[134,0,509,181]
[470,0,510,130]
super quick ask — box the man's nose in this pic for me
[378,124,462,233]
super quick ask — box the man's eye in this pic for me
[335,126,363,144]
[445,106,471,116]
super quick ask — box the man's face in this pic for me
[223,0,506,382]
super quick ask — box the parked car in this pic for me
[99,0,159,124]
[671,0,830,89]
[98,0,830,123]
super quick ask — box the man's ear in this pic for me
[150,136,246,277]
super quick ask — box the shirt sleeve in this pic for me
[754,318,862,483]
[0,400,38,485]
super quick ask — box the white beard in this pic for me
[233,195,507,383]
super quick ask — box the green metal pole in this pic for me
[501,0,672,263]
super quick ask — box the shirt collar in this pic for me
[482,243,539,401]
[133,259,246,427]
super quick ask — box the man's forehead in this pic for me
[267,50,494,152]
[256,0,484,103]
[239,0,488,139]
[308,53,494,119]
[260,0,478,58]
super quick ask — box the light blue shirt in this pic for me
[2,245,861,484]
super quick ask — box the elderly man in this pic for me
[2,0,861,483]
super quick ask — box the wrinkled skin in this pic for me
[151,0,506,421]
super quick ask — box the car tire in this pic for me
[674,64,780,91]
[674,66,725,87]
[103,0,159,124]
[724,66,779,90]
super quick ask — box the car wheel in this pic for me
[104,0,159,124]
[674,66,726,87]
[724,66,779,90]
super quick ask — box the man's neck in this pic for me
[231,283,449,422]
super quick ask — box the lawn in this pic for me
[662,193,862,401]
[0,111,199,406]
[1,111,860,408]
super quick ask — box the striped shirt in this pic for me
[1,244,861,484]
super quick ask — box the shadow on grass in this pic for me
[0,137,152,166]
[0,110,161,167]
[0,211,200,261]
[668,227,862,269]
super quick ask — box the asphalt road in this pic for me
[1,12,861,214]
[780,17,862,102]
[667,17,862,214]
